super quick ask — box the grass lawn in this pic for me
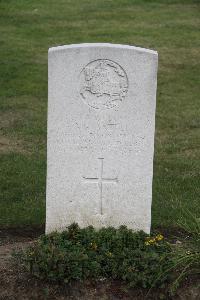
[0,0,199,229]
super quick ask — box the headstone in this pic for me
[46,43,158,234]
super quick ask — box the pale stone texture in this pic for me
[46,43,158,234]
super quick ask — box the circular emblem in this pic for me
[79,59,128,110]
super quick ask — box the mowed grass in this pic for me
[0,0,199,228]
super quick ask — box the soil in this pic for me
[0,227,199,300]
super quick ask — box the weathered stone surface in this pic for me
[46,43,158,234]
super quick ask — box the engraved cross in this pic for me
[83,158,118,215]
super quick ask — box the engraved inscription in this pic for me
[83,158,118,215]
[79,59,128,110]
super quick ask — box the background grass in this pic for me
[0,0,199,228]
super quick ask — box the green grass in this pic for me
[0,0,199,228]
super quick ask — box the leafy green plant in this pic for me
[18,224,173,289]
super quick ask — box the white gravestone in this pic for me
[46,43,158,234]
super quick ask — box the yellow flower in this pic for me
[156,234,164,241]
[145,237,158,245]
[149,238,155,244]
[90,241,97,250]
